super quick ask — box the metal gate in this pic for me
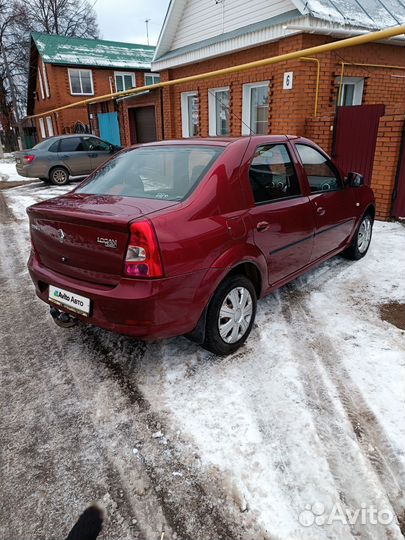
[391,120,405,218]
[333,104,385,185]
[97,111,121,146]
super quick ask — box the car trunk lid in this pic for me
[27,193,177,285]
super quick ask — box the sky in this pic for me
[94,0,170,46]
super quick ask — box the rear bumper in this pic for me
[16,162,47,178]
[28,252,215,340]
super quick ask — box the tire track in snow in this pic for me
[279,285,405,539]
[0,224,143,539]
[0,193,244,540]
[75,327,245,540]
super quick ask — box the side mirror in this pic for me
[346,171,364,187]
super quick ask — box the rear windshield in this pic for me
[76,145,223,201]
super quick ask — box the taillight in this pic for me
[124,220,164,278]
[23,155,35,163]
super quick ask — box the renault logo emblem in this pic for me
[58,229,65,243]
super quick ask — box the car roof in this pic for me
[47,134,100,140]
[129,135,301,150]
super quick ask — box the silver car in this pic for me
[15,134,122,186]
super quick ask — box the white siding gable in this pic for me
[171,0,297,51]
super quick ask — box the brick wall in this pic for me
[304,113,335,152]
[33,62,153,140]
[370,114,405,219]
[161,34,404,141]
[159,32,404,219]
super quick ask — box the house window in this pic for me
[181,92,199,138]
[242,82,269,135]
[114,72,135,92]
[337,77,364,106]
[145,73,160,86]
[46,116,54,137]
[38,69,45,100]
[208,87,230,136]
[68,68,94,95]
[38,118,46,138]
[42,64,50,98]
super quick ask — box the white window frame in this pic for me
[242,81,270,136]
[68,68,94,96]
[114,71,136,92]
[42,63,50,98]
[181,91,199,138]
[144,73,160,86]
[46,116,54,137]
[337,77,364,106]
[208,86,230,136]
[38,117,46,138]
[38,69,45,100]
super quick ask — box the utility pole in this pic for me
[145,18,151,45]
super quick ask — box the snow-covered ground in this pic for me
[1,174,404,540]
[0,154,36,184]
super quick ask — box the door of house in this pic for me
[391,122,405,218]
[333,104,385,185]
[97,111,121,146]
[130,106,157,144]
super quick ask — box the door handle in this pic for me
[316,206,326,216]
[256,221,269,232]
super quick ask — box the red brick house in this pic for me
[152,0,405,219]
[26,33,159,146]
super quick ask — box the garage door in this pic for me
[130,106,157,144]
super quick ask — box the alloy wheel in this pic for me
[52,169,68,185]
[357,216,372,253]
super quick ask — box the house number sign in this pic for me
[283,72,293,90]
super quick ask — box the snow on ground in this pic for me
[0,155,35,183]
[1,179,404,540]
[138,222,405,540]
[4,181,73,219]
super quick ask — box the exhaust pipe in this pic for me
[50,307,78,328]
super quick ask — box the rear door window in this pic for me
[59,137,83,152]
[295,144,342,193]
[248,144,301,204]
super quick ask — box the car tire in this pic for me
[202,274,257,356]
[49,167,69,186]
[343,212,373,260]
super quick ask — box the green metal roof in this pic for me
[31,32,155,70]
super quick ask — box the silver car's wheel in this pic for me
[50,167,69,186]
[218,286,253,344]
[357,215,372,253]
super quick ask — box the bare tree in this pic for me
[23,0,99,38]
[0,0,98,148]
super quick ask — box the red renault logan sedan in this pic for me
[27,136,374,355]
